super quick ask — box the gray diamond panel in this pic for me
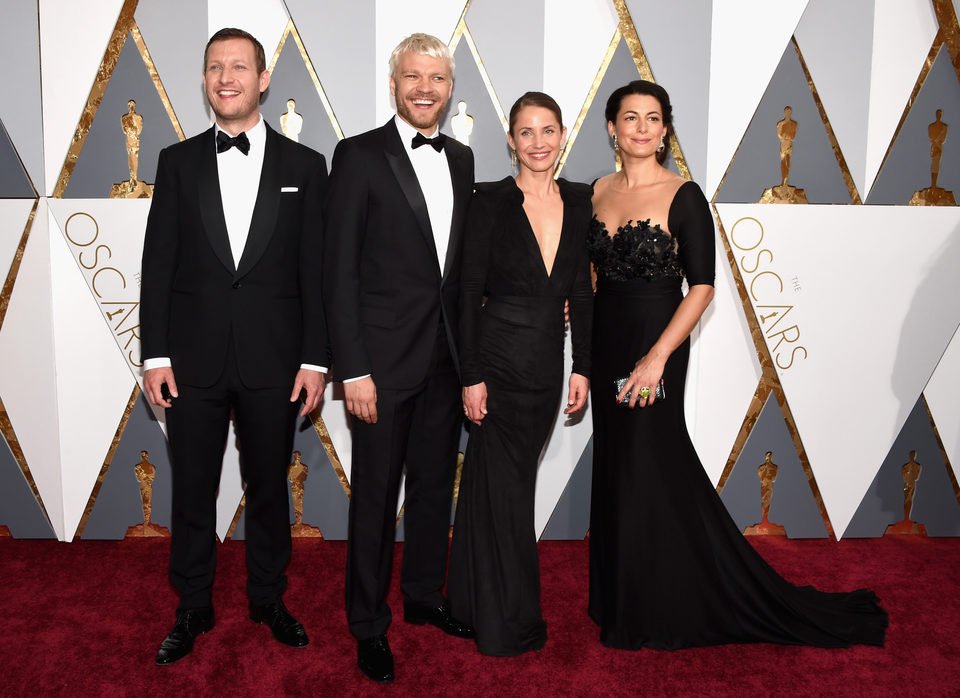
[720,391,829,539]
[81,394,172,540]
[0,431,55,538]
[716,42,851,204]
[439,42,512,183]
[261,38,341,167]
[867,46,960,204]
[845,396,960,537]
[64,35,179,199]
[0,119,35,197]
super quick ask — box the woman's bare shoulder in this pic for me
[591,172,618,199]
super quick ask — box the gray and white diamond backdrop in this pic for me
[0,0,958,542]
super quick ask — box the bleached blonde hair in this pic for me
[388,33,455,80]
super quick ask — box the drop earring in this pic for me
[657,135,665,153]
[613,134,619,151]
[511,149,518,170]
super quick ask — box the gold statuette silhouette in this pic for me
[884,451,928,536]
[280,99,304,143]
[110,100,154,198]
[760,107,808,204]
[288,451,322,538]
[744,452,787,536]
[450,101,474,147]
[126,450,170,537]
[910,110,956,206]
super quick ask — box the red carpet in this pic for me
[1,537,958,696]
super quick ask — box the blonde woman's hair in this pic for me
[388,33,455,80]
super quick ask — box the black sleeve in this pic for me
[139,146,179,361]
[298,151,329,367]
[569,243,593,378]
[669,181,715,287]
[564,186,594,379]
[459,190,495,386]
[322,138,371,379]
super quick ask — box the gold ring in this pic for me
[638,386,651,399]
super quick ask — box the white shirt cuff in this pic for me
[145,358,327,374]
[343,374,371,383]
[143,357,171,371]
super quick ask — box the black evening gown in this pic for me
[587,180,887,650]
[448,177,594,656]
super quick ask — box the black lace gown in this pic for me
[587,180,887,650]
[448,177,593,656]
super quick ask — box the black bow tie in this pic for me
[216,130,250,155]
[412,132,446,152]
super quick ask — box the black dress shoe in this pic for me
[155,607,214,666]
[357,634,394,683]
[249,598,309,647]
[404,600,476,639]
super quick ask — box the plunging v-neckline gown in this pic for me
[448,176,594,656]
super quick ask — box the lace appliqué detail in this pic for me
[587,216,682,282]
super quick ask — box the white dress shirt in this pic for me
[219,117,267,267]
[394,115,454,273]
[143,116,325,374]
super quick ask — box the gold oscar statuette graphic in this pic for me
[884,451,928,536]
[288,451,322,538]
[910,110,956,206]
[280,99,304,143]
[451,100,474,147]
[744,452,787,536]
[126,450,170,537]
[109,99,154,198]
[760,107,808,204]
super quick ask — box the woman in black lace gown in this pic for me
[448,93,593,656]
[587,80,887,650]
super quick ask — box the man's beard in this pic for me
[396,93,449,131]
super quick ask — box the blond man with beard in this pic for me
[323,33,475,683]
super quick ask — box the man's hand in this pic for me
[344,376,378,424]
[290,368,326,417]
[144,367,178,408]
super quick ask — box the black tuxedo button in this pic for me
[232,281,242,289]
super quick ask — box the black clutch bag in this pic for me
[614,377,665,404]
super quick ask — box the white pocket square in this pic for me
[281,186,298,193]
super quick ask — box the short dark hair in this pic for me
[508,91,563,135]
[605,80,673,164]
[204,27,267,74]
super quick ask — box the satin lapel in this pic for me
[383,121,439,269]
[441,142,472,282]
[236,125,282,278]
[197,127,236,274]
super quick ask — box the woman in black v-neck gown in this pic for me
[447,93,593,656]
[587,80,887,651]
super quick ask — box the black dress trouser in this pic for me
[165,342,299,612]
[345,324,462,639]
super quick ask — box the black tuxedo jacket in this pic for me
[140,123,329,389]
[323,119,474,389]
